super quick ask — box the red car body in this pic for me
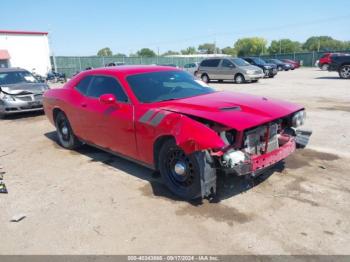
[43,66,310,199]
[318,53,348,70]
[281,59,300,69]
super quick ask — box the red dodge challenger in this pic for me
[43,66,311,200]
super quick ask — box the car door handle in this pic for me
[81,103,87,108]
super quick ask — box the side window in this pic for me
[222,59,234,68]
[75,76,93,95]
[87,76,128,102]
[200,59,220,67]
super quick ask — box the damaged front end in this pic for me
[214,110,312,177]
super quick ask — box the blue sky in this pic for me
[2,0,350,55]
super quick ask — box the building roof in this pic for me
[0,50,10,60]
[0,30,48,35]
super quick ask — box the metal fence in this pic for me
[259,50,350,67]
[53,56,205,77]
[53,50,350,77]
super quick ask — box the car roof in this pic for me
[0,67,28,73]
[84,65,181,77]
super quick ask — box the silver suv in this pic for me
[197,57,264,83]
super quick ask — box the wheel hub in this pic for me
[61,126,68,135]
[174,162,186,176]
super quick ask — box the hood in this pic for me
[244,65,262,71]
[265,63,277,69]
[0,83,49,95]
[157,91,303,131]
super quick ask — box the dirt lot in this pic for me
[0,68,349,255]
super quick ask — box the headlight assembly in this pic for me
[0,93,15,101]
[292,110,306,127]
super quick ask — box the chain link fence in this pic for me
[53,50,350,77]
[53,56,205,77]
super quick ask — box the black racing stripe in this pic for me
[139,109,155,123]
[149,111,168,127]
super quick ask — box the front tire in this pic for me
[339,65,350,79]
[234,74,245,84]
[55,112,81,149]
[158,140,214,200]
[277,65,283,71]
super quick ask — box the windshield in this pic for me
[127,71,215,103]
[0,71,38,85]
[252,58,267,65]
[270,59,283,63]
[231,58,250,66]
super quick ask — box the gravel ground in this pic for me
[0,68,349,255]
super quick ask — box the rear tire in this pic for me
[321,64,329,71]
[55,112,81,149]
[339,65,350,79]
[158,140,214,200]
[234,74,245,84]
[201,74,210,83]
[0,113,5,119]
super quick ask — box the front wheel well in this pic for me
[153,135,176,170]
[53,108,64,122]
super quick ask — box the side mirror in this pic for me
[99,94,116,104]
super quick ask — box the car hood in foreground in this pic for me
[0,83,48,95]
[157,91,303,131]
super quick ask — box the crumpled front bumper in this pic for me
[225,138,295,176]
[0,99,43,114]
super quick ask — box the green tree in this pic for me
[113,53,127,57]
[136,48,156,57]
[198,43,217,54]
[181,46,197,55]
[302,36,345,52]
[268,39,302,54]
[97,47,113,56]
[234,37,267,56]
[221,46,236,56]
[162,50,180,56]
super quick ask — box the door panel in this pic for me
[218,59,236,80]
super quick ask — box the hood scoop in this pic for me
[219,106,241,112]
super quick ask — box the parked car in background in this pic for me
[197,58,264,84]
[43,65,310,200]
[106,62,125,67]
[329,54,350,79]
[242,57,278,78]
[157,64,178,68]
[264,59,292,71]
[46,71,67,83]
[183,62,199,76]
[0,68,49,118]
[281,59,300,69]
[318,53,349,71]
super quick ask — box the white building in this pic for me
[0,30,51,76]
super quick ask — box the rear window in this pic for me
[200,59,221,67]
[75,76,93,95]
